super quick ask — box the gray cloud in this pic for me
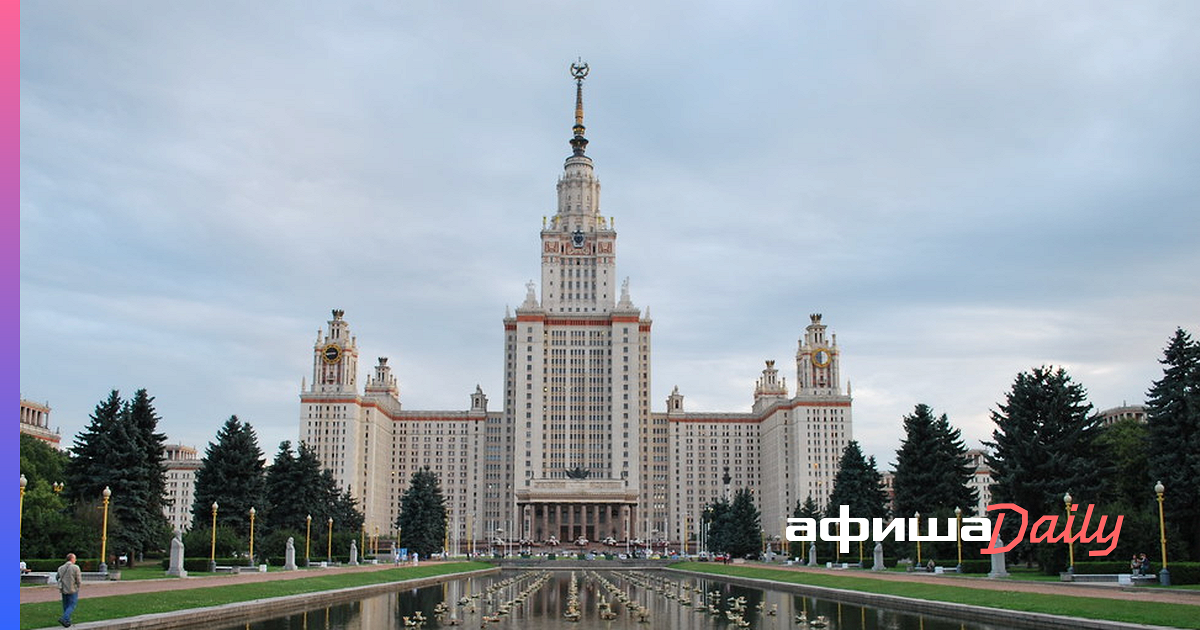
[21,1,1200,466]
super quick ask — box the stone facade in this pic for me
[19,399,60,449]
[163,444,202,533]
[299,70,852,551]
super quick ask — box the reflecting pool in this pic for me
[216,570,1018,630]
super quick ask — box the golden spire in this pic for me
[569,59,589,156]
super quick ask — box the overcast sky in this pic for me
[20,2,1200,471]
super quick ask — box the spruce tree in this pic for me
[1145,328,1200,559]
[826,441,888,561]
[725,487,762,559]
[262,441,363,541]
[65,390,123,502]
[985,367,1107,569]
[263,441,302,533]
[789,496,821,557]
[126,389,169,520]
[191,416,266,536]
[702,497,731,554]
[395,467,446,558]
[105,409,157,561]
[64,390,172,560]
[826,441,889,521]
[893,405,977,517]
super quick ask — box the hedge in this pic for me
[1070,561,1200,585]
[22,559,103,572]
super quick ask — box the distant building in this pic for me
[879,470,896,513]
[20,399,61,449]
[965,449,994,515]
[163,444,202,533]
[1097,404,1146,427]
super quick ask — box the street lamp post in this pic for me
[1063,492,1074,575]
[327,518,334,564]
[305,514,312,567]
[99,487,112,574]
[248,507,257,565]
[1155,481,1170,586]
[954,506,963,573]
[208,501,218,573]
[19,475,27,538]
[914,511,921,568]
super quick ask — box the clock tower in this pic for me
[310,309,358,393]
[797,313,841,396]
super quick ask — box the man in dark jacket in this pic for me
[55,553,82,627]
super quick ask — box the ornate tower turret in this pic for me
[365,356,399,400]
[796,313,841,396]
[753,360,789,412]
[309,309,358,393]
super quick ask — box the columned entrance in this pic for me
[522,501,635,542]
[515,478,640,547]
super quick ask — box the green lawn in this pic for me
[672,562,1200,629]
[19,561,491,630]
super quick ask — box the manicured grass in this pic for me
[19,561,491,630]
[672,562,1200,629]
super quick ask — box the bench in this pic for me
[21,573,50,585]
[1060,572,1157,585]
[213,565,241,574]
[82,571,119,581]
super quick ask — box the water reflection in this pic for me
[217,570,1017,630]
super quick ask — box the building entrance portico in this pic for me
[523,502,636,543]
[516,479,640,544]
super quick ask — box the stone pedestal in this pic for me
[166,535,187,577]
[283,537,298,571]
[988,539,1009,578]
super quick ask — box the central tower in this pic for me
[504,62,652,544]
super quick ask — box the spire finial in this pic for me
[569,59,590,156]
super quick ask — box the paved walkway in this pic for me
[20,560,1200,608]
[734,562,1200,606]
[19,561,424,605]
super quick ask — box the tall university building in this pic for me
[300,64,851,551]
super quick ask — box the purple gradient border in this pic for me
[5,0,19,614]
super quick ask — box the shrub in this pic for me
[24,558,105,572]
[1166,562,1200,585]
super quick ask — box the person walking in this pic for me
[55,553,82,627]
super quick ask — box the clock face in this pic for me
[812,348,831,368]
[322,344,342,364]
